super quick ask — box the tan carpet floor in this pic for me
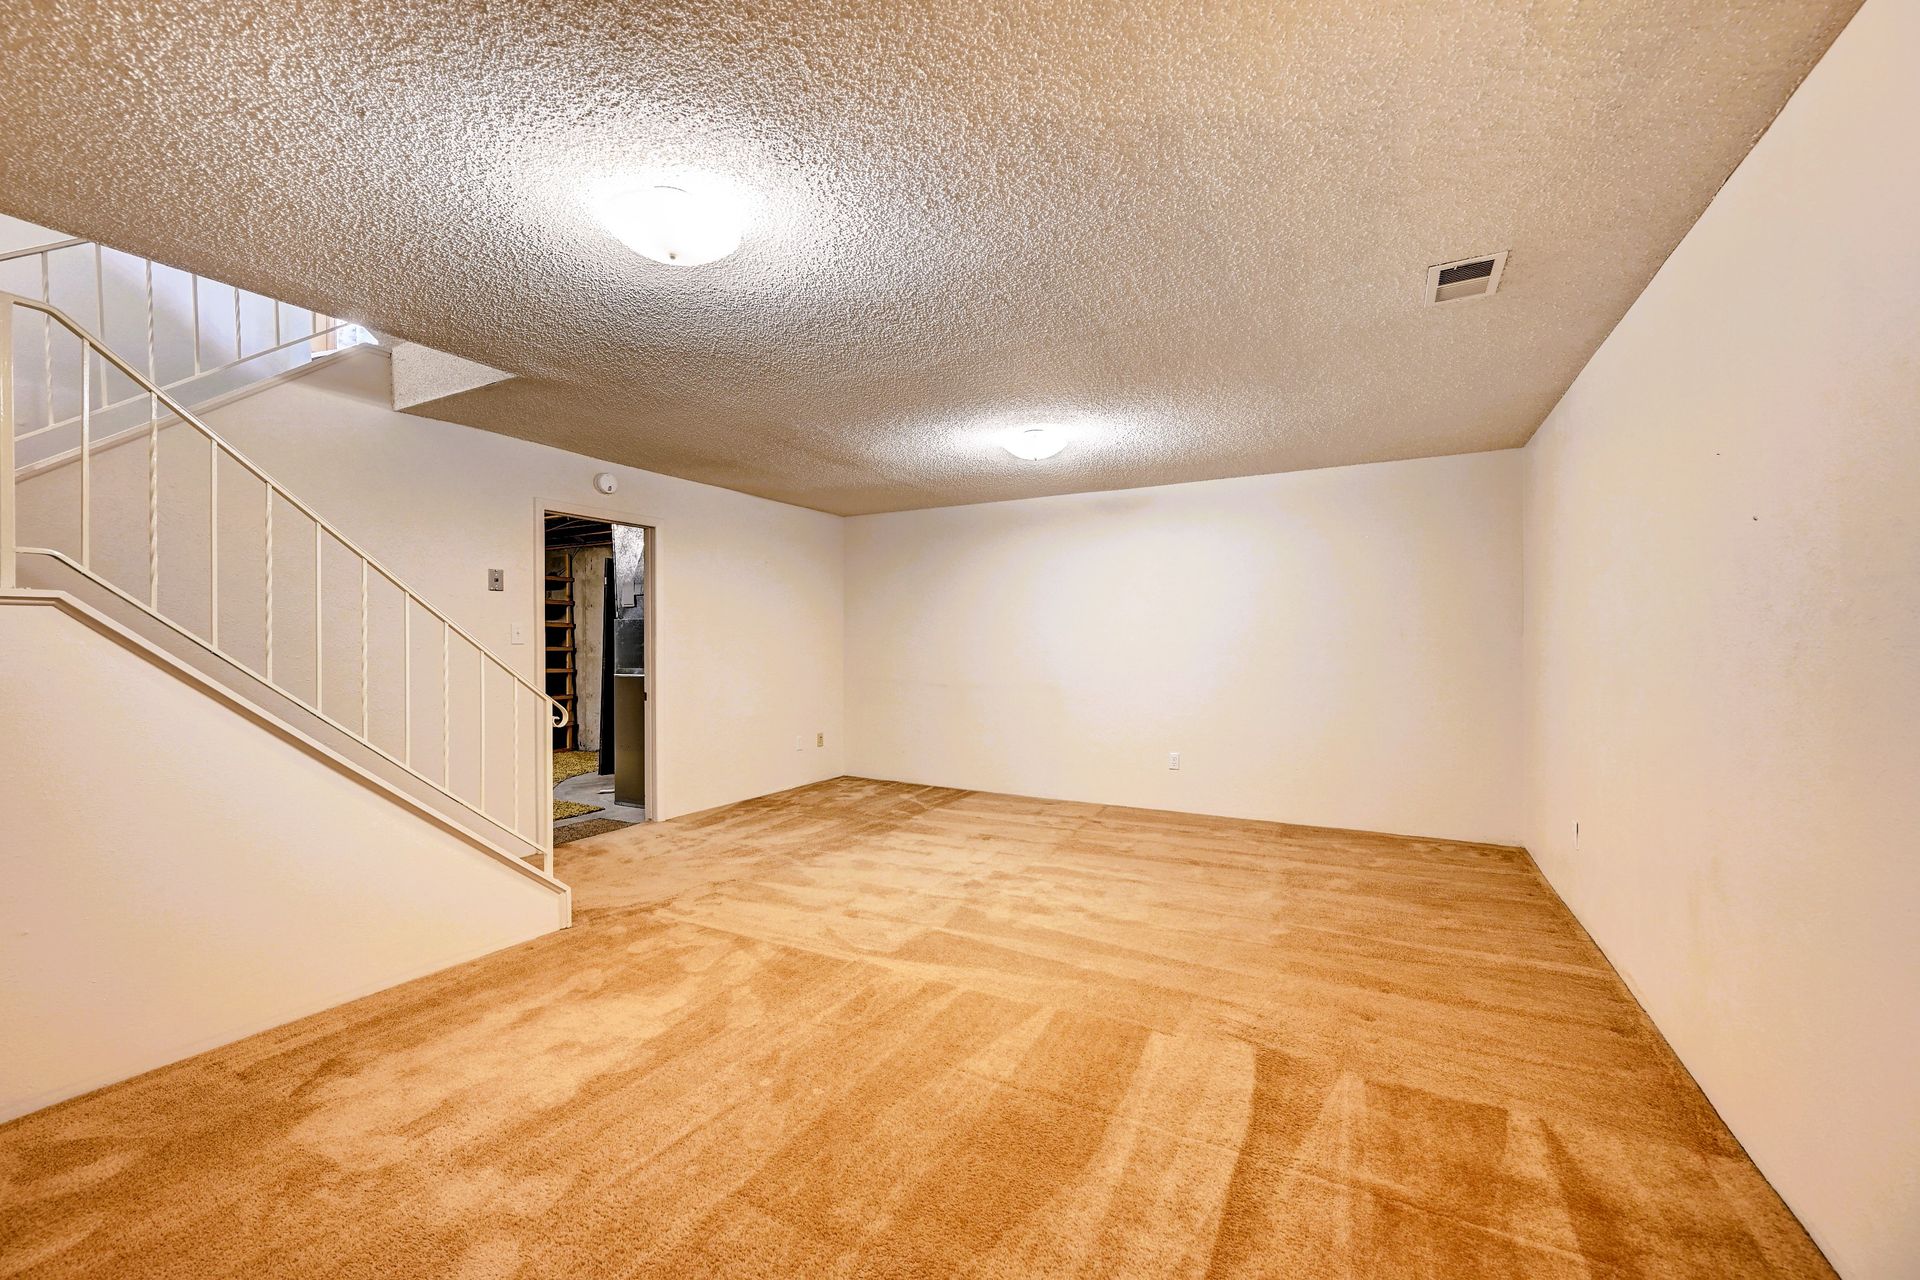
[0,778,1831,1278]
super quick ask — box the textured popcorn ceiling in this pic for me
[0,1,1860,514]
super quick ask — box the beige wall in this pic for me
[19,352,846,820]
[845,450,1523,844]
[0,597,566,1121]
[1520,1,1919,1274]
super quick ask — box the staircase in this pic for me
[1,236,576,1119]
[0,238,568,882]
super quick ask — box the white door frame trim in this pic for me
[531,496,658,822]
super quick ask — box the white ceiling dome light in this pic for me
[1002,425,1069,461]
[592,179,749,266]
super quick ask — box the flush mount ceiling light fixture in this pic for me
[1002,425,1069,461]
[592,180,750,266]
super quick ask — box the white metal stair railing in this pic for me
[0,292,566,876]
[0,237,364,473]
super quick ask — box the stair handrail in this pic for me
[1,292,568,875]
[0,237,89,259]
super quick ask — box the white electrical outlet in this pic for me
[1168,752,1181,770]
[816,732,824,747]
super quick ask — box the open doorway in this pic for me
[542,511,651,843]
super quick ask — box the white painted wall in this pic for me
[19,351,846,820]
[0,597,566,1121]
[845,451,1523,844]
[0,213,60,253]
[1520,1,1920,1273]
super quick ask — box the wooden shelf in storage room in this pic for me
[545,555,580,752]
